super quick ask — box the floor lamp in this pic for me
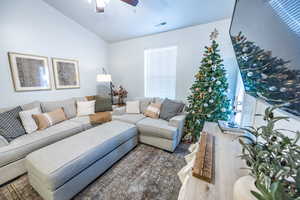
[97,74,113,104]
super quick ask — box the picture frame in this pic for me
[8,52,52,92]
[52,58,80,89]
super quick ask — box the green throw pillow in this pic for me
[95,96,113,112]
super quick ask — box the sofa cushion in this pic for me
[133,97,153,113]
[25,121,137,191]
[95,95,112,112]
[137,117,178,140]
[126,101,140,114]
[0,107,26,142]
[0,120,84,168]
[19,107,41,134]
[33,108,67,130]
[77,100,95,117]
[21,101,41,112]
[69,116,92,130]
[41,99,76,119]
[159,98,185,121]
[113,114,146,124]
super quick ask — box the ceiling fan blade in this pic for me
[120,0,139,6]
[95,0,105,12]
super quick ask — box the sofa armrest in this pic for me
[111,106,126,116]
[168,114,187,128]
[0,135,8,147]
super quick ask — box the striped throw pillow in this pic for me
[32,108,67,130]
[144,103,161,119]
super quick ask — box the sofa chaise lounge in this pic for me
[113,97,186,152]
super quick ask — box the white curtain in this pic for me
[144,46,177,99]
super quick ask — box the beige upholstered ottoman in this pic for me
[26,121,138,200]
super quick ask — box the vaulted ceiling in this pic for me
[43,0,235,42]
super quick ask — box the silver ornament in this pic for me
[280,87,287,92]
[221,108,226,112]
[204,103,208,107]
[261,73,268,79]
[247,72,253,77]
[209,99,214,104]
[207,114,211,118]
[212,66,217,71]
[208,60,213,64]
[269,86,277,91]
[216,81,221,85]
[208,87,212,93]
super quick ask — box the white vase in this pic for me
[233,176,259,200]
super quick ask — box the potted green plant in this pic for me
[237,106,300,200]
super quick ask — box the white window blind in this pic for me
[144,46,177,99]
[269,0,300,37]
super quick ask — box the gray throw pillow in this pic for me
[0,106,26,142]
[159,98,185,121]
[41,99,76,119]
[95,96,112,112]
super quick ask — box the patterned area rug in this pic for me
[0,143,189,200]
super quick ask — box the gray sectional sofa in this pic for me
[0,96,186,189]
[113,97,186,152]
[0,99,91,185]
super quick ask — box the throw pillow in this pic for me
[21,101,41,112]
[95,95,113,112]
[0,106,26,142]
[32,108,67,130]
[134,97,153,113]
[159,98,185,121]
[77,100,96,117]
[144,103,161,119]
[19,107,41,134]
[126,101,140,114]
[41,99,76,119]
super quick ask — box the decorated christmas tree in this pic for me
[185,29,231,139]
[231,32,300,116]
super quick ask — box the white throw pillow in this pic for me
[19,107,41,134]
[126,101,140,114]
[77,101,95,117]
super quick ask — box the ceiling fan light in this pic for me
[95,0,105,12]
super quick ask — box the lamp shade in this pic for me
[97,74,112,82]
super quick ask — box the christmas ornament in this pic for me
[212,65,217,71]
[261,73,268,79]
[269,86,277,91]
[207,114,211,118]
[204,103,208,107]
[208,87,212,93]
[195,88,200,91]
[241,55,248,61]
[280,87,287,92]
[221,108,226,112]
[211,77,216,81]
[216,81,221,85]
[242,46,248,52]
[209,28,219,40]
[209,99,214,104]
[247,72,253,77]
[208,60,213,64]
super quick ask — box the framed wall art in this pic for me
[8,52,52,92]
[52,58,80,89]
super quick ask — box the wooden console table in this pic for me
[178,122,247,200]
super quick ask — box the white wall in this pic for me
[108,19,239,102]
[0,0,108,108]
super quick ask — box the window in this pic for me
[144,46,177,99]
[269,0,300,37]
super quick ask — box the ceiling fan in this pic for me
[95,0,139,13]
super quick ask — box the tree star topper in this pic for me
[210,28,219,40]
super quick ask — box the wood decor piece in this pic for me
[192,132,214,183]
[8,52,52,92]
